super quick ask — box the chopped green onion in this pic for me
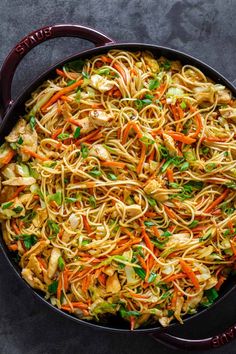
[48,280,58,294]
[49,192,62,206]
[58,256,65,271]
[47,220,59,236]
[29,116,36,130]
[67,80,76,86]
[73,127,81,139]
[134,267,146,280]
[149,79,160,90]
[65,197,77,203]
[144,221,155,227]
[107,173,117,181]
[81,144,89,158]
[189,220,199,228]
[89,169,102,177]
[180,101,187,109]
[13,206,23,213]
[147,197,157,207]
[57,133,70,140]
[82,71,90,79]
[98,68,110,75]
[180,161,189,171]
[17,136,23,145]
[2,201,14,210]
[89,196,96,208]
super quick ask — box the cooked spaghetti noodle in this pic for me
[0,50,236,329]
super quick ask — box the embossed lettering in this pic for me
[212,326,236,348]
[14,27,52,55]
[15,44,24,55]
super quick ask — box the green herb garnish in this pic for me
[58,256,65,271]
[2,201,14,210]
[73,127,81,139]
[149,79,160,90]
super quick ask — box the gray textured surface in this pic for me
[0,0,236,353]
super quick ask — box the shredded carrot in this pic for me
[136,143,146,174]
[179,259,200,290]
[113,63,127,83]
[164,205,177,220]
[91,103,104,109]
[8,186,26,201]
[145,211,158,218]
[215,275,226,291]
[56,68,67,78]
[189,109,203,138]
[81,275,90,293]
[57,275,62,300]
[67,118,82,127]
[166,168,174,183]
[122,121,143,144]
[227,220,234,234]
[51,128,63,140]
[230,239,236,256]
[110,238,141,255]
[21,147,48,161]
[82,215,93,235]
[131,292,148,299]
[12,220,20,235]
[75,129,100,145]
[147,149,155,163]
[70,302,88,310]
[166,131,196,144]
[165,273,186,283]
[37,257,47,269]
[100,56,112,63]
[63,270,69,292]
[151,225,160,238]
[101,161,126,168]
[138,255,147,271]
[98,273,106,286]
[204,189,229,214]
[122,227,134,238]
[201,136,228,142]
[41,79,83,111]
[8,244,18,251]
[2,150,15,164]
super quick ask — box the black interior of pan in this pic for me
[0,43,236,332]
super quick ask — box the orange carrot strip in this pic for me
[152,226,160,238]
[75,129,100,145]
[67,118,82,127]
[70,302,88,310]
[122,122,143,144]
[41,79,83,111]
[51,128,63,140]
[8,244,18,251]
[147,149,155,163]
[204,189,229,214]
[56,68,67,78]
[98,273,106,286]
[101,161,126,168]
[122,227,134,238]
[166,131,196,144]
[110,238,141,255]
[100,56,112,63]
[165,273,186,283]
[142,228,153,252]
[113,63,127,83]
[166,168,174,183]
[215,275,226,291]
[8,186,26,201]
[136,143,146,174]
[164,205,177,220]
[179,259,200,290]
[82,215,92,235]
[12,220,20,235]
[131,292,148,299]
[138,255,147,271]
[63,271,69,292]
[201,136,228,142]
[145,211,158,218]
[190,112,203,138]
[228,220,234,234]
[57,275,62,300]
[21,147,48,161]
[2,150,15,164]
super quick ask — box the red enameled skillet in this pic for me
[0,24,236,350]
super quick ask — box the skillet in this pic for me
[0,24,236,350]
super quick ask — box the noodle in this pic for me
[0,50,236,329]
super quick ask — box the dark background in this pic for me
[0,0,236,353]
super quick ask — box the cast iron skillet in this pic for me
[0,24,236,351]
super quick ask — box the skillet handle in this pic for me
[150,323,236,350]
[0,24,114,116]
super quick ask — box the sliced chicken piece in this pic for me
[78,116,94,135]
[126,204,142,217]
[159,316,172,327]
[27,255,42,278]
[20,125,38,162]
[22,268,46,292]
[47,247,61,279]
[103,266,115,276]
[174,296,184,323]
[32,209,48,228]
[89,144,111,161]
[217,88,231,104]
[5,118,26,142]
[2,177,36,186]
[1,164,16,179]
[106,272,121,293]
[143,52,159,73]
[163,133,178,157]
[193,86,215,105]
[90,74,114,92]
[89,110,112,127]
[219,107,236,122]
